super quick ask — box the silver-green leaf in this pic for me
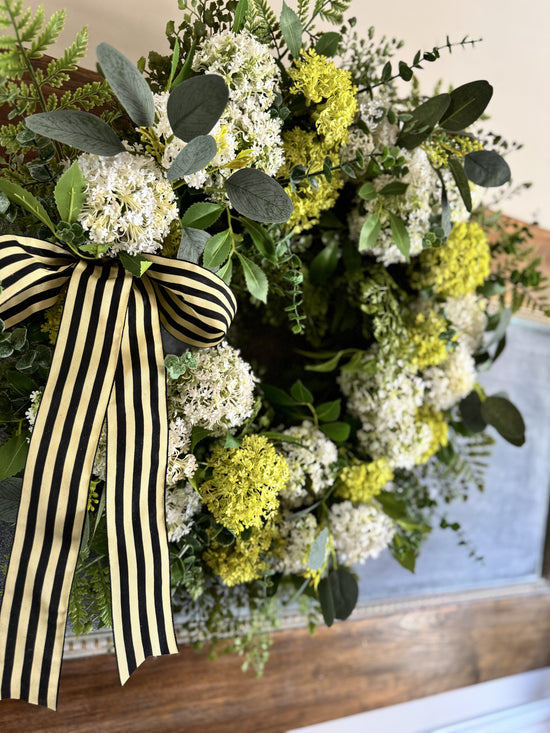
[167,135,217,179]
[25,110,125,156]
[97,42,155,127]
[225,168,293,224]
[167,74,229,142]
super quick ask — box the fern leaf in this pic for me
[29,8,65,58]
[19,4,43,42]
[297,0,311,23]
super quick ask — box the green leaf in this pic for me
[25,111,125,156]
[261,384,297,407]
[314,32,341,57]
[290,380,313,404]
[190,426,212,452]
[379,181,408,196]
[202,229,232,269]
[0,178,55,232]
[481,396,525,446]
[177,227,210,264]
[358,212,381,252]
[388,212,410,260]
[459,392,487,433]
[448,156,472,212]
[280,1,303,58]
[180,202,224,230]
[308,527,329,572]
[316,399,341,423]
[464,150,511,188]
[217,257,233,284]
[232,0,249,33]
[0,433,29,482]
[319,421,350,442]
[318,567,358,627]
[167,74,229,142]
[242,220,277,263]
[398,61,413,81]
[396,93,451,149]
[118,251,152,277]
[225,169,293,224]
[358,182,377,201]
[0,477,22,524]
[167,134,217,179]
[237,252,268,302]
[309,239,339,285]
[377,491,409,521]
[0,190,10,214]
[439,80,493,131]
[54,161,86,223]
[96,42,155,127]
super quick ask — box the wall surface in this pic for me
[35,0,550,227]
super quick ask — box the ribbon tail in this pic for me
[0,260,132,709]
[106,275,178,686]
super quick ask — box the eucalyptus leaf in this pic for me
[308,527,329,572]
[177,227,210,264]
[96,42,155,127]
[439,80,493,131]
[167,74,229,142]
[0,476,22,524]
[167,135,217,180]
[237,253,268,302]
[358,212,381,251]
[0,432,29,482]
[181,202,225,230]
[481,395,525,446]
[0,178,55,232]
[396,93,450,149]
[225,168,293,224]
[202,229,232,269]
[25,110,125,156]
[459,391,487,433]
[280,1,303,58]
[0,190,9,214]
[54,161,87,223]
[448,156,472,212]
[318,567,358,627]
[464,150,511,187]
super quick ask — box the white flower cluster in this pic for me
[165,481,202,543]
[444,293,487,354]
[166,341,258,484]
[351,147,438,266]
[329,500,395,565]
[25,389,43,430]
[339,354,431,470]
[276,514,318,575]
[278,421,339,508]
[77,150,178,256]
[192,30,285,179]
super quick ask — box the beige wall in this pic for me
[37,0,550,228]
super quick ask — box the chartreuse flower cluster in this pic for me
[335,459,394,503]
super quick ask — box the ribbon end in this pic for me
[118,645,180,687]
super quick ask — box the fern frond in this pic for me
[297,0,311,24]
[42,25,87,86]
[28,8,65,58]
[317,0,352,25]
[19,4,42,42]
[248,0,280,44]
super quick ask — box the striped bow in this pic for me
[0,236,236,709]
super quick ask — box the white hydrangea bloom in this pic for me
[329,500,395,564]
[192,30,285,180]
[339,354,431,469]
[351,147,438,266]
[444,293,487,354]
[276,514,318,575]
[165,482,202,543]
[77,150,178,256]
[278,421,339,509]
[423,344,477,411]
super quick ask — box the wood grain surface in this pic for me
[0,588,549,732]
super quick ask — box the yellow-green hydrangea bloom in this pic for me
[335,459,394,503]
[405,310,451,371]
[415,405,449,464]
[200,435,290,535]
[414,222,491,297]
[280,128,344,233]
[289,49,358,149]
[204,524,276,587]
